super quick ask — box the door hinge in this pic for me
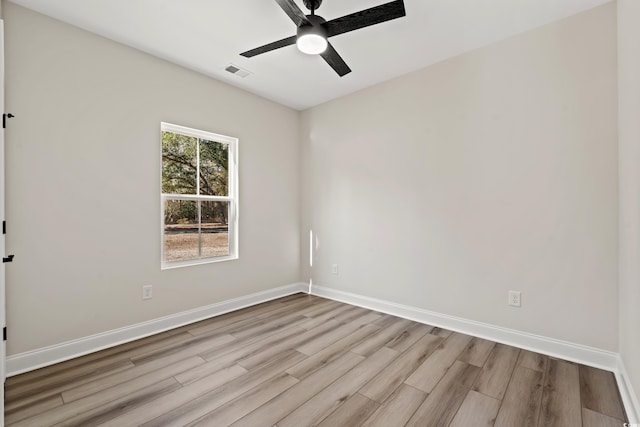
[2,220,5,234]
[3,254,14,263]
[3,327,6,341]
[2,113,14,129]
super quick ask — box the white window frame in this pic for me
[161,122,239,269]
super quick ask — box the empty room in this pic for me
[0,0,638,425]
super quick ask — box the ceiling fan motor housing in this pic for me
[298,14,327,31]
[296,15,328,54]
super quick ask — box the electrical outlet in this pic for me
[508,290,521,307]
[331,264,339,275]
[142,285,153,300]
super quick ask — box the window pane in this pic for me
[201,201,230,258]
[164,200,198,262]
[162,131,197,195]
[199,139,229,196]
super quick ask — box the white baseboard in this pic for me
[6,282,310,377]
[617,356,640,423]
[310,285,618,371]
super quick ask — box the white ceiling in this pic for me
[8,0,611,110]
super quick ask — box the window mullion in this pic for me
[198,200,202,258]
[196,138,200,196]
[196,139,201,257]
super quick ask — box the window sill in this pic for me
[161,254,239,270]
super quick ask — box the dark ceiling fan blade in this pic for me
[274,0,310,27]
[240,35,297,57]
[324,0,406,38]
[320,42,352,77]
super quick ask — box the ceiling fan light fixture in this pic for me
[297,34,327,54]
[296,24,328,55]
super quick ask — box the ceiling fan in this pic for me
[240,0,406,77]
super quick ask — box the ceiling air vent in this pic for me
[225,64,251,78]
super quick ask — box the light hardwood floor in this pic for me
[4,294,628,426]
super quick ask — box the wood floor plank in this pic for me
[235,321,351,371]
[169,306,271,337]
[494,366,544,427]
[349,311,383,326]
[52,378,182,427]
[185,295,311,337]
[297,299,341,318]
[217,323,309,358]
[179,326,306,385]
[11,357,204,427]
[430,327,452,338]
[278,348,398,427]
[4,394,63,425]
[62,336,237,403]
[209,312,278,337]
[316,393,379,427]
[95,332,194,362]
[331,306,372,324]
[188,304,308,344]
[242,298,320,322]
[254,297,326,320]
[229,310,308,338]
[518,349,548,372]
[5,359,135,406]
[130,333,235,366]
[404,332,472,393]
[286,324,379,380]
[449,390,500,427]
[273,293,310,304]
[539,359,581,427]
[185,308,270,336]
[581,407,625,427]
[98,358,274,427]
[4,331,181,388]
[457,337,496,367]
[351,318,414,356]
[385,322,433,353]
[229,352,365,427]
[295,321,371,356]
[163,373,300,427]
[135,351,306,427]
[372,313,404,328]
[231,313,308,341]
[471,343,520,399]
[298,304,357,330]
[405,361,480,427]
[360,384,426,427]
[359,333,443,403]
[5,350,145,401]
[579,365,627,421]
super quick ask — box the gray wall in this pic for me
[301,3,618,351]
[618,0,640,415]
[4,3,301,355]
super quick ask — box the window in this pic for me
[161,122,238,268]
